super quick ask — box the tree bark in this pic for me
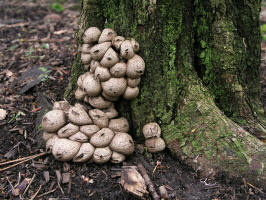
[65,0,266,189]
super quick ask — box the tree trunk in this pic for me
[65,0,266,189]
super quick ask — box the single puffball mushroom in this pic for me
[111,151,126,163]
[101,77,127,97]
[130,38,139,53]
[90,60,100,73]
[112,36,125,50]
[110,62,127,78]
[53,101,71,113]
[94,66,111,81]
[98,28,117,43]
[45,135,58,152]
[52,138,81,161]
[90,128,115,147]
[123,87,139,100]
[86,95,112,109]
[145,137,166,153]
[69,131,89,142]
[80,124,100,138]
[120,40,134,59]
[81,43,91,54]
[82,73,102,97]
[126,55,145,78]
[89,109,109,128]
[90,42,111,61]
[142,122,161,139]
[68,106,92,125]
[42,110,66,132]
[73,143,95,162]
[110,133,134,155]
[127,78,141,87]
[108,117,129,132]
[102,92,119,101]
[93,147,112,164]
[43,132,56,142]
[102,105,118,119]
[81,53,91,65]
[58,123,79,138]
[82,27,101,44]
[75,87,87,100]
[100,48,119,68]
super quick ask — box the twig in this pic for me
[23,174,36,195]
[6,177,15,192]
[137,163,160,200]
[37,187,57,198]
[29,185,42,200]
[247,182,265,194]
[0,152,48,172]
[0,152,47,166]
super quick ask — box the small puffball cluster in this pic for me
[143,122,166,153]
[75,27,145,102]
[42,101,134,164]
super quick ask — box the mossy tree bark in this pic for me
[65,0,266,189]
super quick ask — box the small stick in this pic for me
[23,174,36,195]
[247,182,265,194]
[137,163,160,200]
[0,152,47,166]
[37,187,57,198]
[0,153,48,172]
[29,185,42,200]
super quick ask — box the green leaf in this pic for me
[51,3,64,12]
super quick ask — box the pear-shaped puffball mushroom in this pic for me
[94,66,111,81]
[111,151,126,163]
[46,135,58,152]
[102,105,118,119]
[112,36,125,50]
[98,28,117,43]
[86,95,112,109]
[123,87,139,100]
[110,62,127,78]
[82,27,101,44]
[126,55,145,78]
[101,78,127,97]
[68,106,92,125]
[142,122,161,139]
[81,53,91,65]
[43,132,56,142]
[90,42,111,61]
[75,87,87,100]
[110,133,134,155]
[82,73,102,97]
[69,131,89,142]
[90,128,115,147]
[90,60,101,73]
[130,38,139,53]
[53,101,71,113]
[58,123,79,138]
[42,110,66,132]
[108,117,129,132]
[127,78,141,87]
[77,74,86,88]
[120,40,134,59]
[145,137,166,153]
[80,124,100,138]
[93,147,112,164]
[89,109,109,128]
[102,92,120,101]
[73,143,95,162]
[81,43,91,54]
[52,138,81,161]
[100,48,119,68]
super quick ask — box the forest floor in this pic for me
[0,0,266,199]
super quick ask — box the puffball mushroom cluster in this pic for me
[143,122,166,153]
[42,101,134,164]
[76,27,145,102]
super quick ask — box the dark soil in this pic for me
[0,1,265,199]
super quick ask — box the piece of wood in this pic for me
[137,163,160,200]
